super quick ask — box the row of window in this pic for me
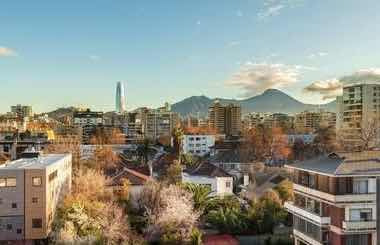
[188,137,207,141]
[0,176,43,188]
[0,218,42,232]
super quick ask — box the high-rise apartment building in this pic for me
[11,105,33,119]
[285,151,380,245]
[337,82,380,148]
[116,81,127,114]
[125,104,180,141]
[0,153,72,243]
[73,109,104,144]
[294,110,336,133]
[208,101,241,136]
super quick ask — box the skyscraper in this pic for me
[116,81,126,113]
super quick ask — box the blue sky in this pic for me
[1,0,380,113]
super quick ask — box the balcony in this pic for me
[293,184,376,203]
[342,220,376,231]
[293,229,323,245]
[285,202,330,225]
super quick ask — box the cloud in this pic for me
[89,55,101,61]
[308,52,328,59]
[227,41,241,47]
[196,20,201,25]
[258,0,305,20]
[303,79,342,100]
[0,46,17,57]
[236,10,243,17]
[340,68,380,86]
[227,62,312,97]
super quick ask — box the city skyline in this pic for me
[2,1,380,113]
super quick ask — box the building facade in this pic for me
[208,101,242,137]
[337,83,380,148]
[11,105,33,119]
[115,81,127,114]
[182,134,215,156]
[0,153,72,243]
[285,151,380,245]
[73,109,104,144]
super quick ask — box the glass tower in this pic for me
[116,81,126,113]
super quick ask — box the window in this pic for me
[0,178,16,187]
[353,179,368,194]
[32,219,42,228]
[32,197,39,204]
[7,224,12,230]
[6,178,16,187]
[16,228,22,234]
[226,181,231,188]
[0,198,3,204]
[12,203,17,209]
[350,209,372,221]
[0,178,5,187]
[32,177,42,186]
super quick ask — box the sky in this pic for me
[1,0,380,113]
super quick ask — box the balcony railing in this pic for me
[342,220,376,231]
[285,202,330,225]
[293,229,324,245]
[293,184,376,203]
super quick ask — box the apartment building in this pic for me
[0,153,72,243]
[208,101,242,136]
[337,83,380,148]
[294,110,336,133]
[182,134,215,156]
[73,109,104,144]
[11,105,33,119]
[285,151,380,245]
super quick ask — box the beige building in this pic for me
[337,83,380,148]
[294,110,336,133]
[208,101,242,136]
[0,153,72,243]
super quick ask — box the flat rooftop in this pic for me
[0,154,70,170]
[286,151,380,176]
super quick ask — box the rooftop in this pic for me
[185,162,231,178]
[286,151,380,176]
[0,154,71,170]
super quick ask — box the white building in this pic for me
[0,153,72,242]
[182,162,233,196]
[182,135,215,156]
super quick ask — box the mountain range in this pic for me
[171,89,337,117]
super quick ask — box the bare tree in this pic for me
[359,117,380,150]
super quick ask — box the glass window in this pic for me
[7,224,12,230]
[32,219,42,229]
[350,209,372,221]
[12,203,17,209]
[226,182,231,188]
[32,197,39,204]
[6,178,16,187]
[32,177,42,186]
[353,179,368,194]
[0,178,5,187]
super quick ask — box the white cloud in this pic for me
[227,41,241,47]
[308,52,328,59]
[227,62,312,97]
[89,55,101,61]
[304,79,342,100]
[258,0,305,20]
[0,46,17,57]
[340,68,380,86]
[236,10,243,17]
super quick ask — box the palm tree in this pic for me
[172,126,184,160]
[183,183,215,215]
[136,139,154,177]
[206,207,249,234]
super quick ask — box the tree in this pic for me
[172,127,184,158]
[136,139,155,176]
[92,145,120,172]
[273,180,294,203]
[248,190,287,234]
[207,207,249,234]
[359,117,380,150]
[45,135,81,170]
[314,126,337,153]
[163,160,182,185]
[138,182,200,243]
[183,183,214,215]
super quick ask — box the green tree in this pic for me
[207,207,249,234]
[274,180,294,203]
[183,183,215,215]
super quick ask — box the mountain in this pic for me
[171,89,337,117]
